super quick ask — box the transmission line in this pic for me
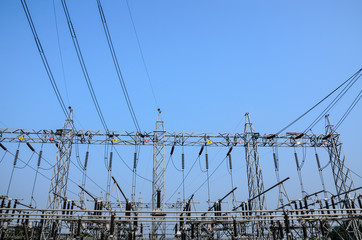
[276,68,362,135]
[304,70,362,132]
[61,0,109,132]
[20,0,68,117]
[124,0,159,108]
[335,90,362,130]
[166,155,201,202]
[96,0,141,133]
[52,0,70,106]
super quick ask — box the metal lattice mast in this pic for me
[325,115,355,198]
[151,109,166,239]
[325,115,362,239]
[43,108,74,238]
[244,113,267,238]
[46,109,74,210]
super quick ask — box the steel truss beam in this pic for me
[0,207,361,239]
[0,129,341,148]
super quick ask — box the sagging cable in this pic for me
[7,148,20,196]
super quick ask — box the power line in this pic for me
[113,146,152,183]
[304,70,362,132]
[60,0,109,133]
[124,0,159,108]
[96,0,141,133]
[20,0,68,117]
[52,0,71,106]
[166,155,200,202]
[190,155,228,198]
[276,68,362,135]
[335,90,362,130]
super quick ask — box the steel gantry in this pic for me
[0,112,361,239]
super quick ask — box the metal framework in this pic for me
[44,108,74,239]
[244,113,267,239]
[325,115,362,239]
[0,113,361,239]
[0,129,347,148]
[151,109,166,239]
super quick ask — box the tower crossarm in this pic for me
[0,128,337,148]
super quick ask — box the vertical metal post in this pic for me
[325,115,361,239]
[244,113,267,239]
[44,107,74,238]
[151,109,166,239]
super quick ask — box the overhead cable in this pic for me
[304,70,362,132]
[61,0,109,132]
[20,0,68,117]
[335,90,362,130]
[96,0,141,133]
[124,0,159,108]
[276,68,362,135]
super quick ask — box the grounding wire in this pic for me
[96,0,141,133]
[61,0,109,133]
[276,68,362,135]
[20,0,68,117]
[335,90,362,130]
[304,71,362,133]
[124,0,159,108]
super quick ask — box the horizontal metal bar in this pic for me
[0,128,338,147]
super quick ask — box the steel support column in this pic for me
[325,115,361,239]
[151,109,166,239]
[244,113,267,239]
[44,108,74,239]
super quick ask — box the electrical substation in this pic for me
[1,0,362,239]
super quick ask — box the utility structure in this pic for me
[244,113,267,238]
[325,115,361,239]
[0,112,361,239]
[44,107,74,238]
[151,109,166,239]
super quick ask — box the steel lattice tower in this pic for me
[45,108,74,238]
[325,115,362,239]
[244,113,267,239]
[151,109,166,239]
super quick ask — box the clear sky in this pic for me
[0,0,361,209]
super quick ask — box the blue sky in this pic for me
[0,0,361,209]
